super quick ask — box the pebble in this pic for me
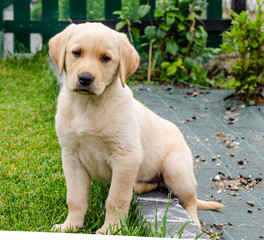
[217,190,222,194]
[212,156,218,161]
[248,208,253,213]
[246,201,255,207]
[214,175,221,181]
[238,160,244,165]
[217,132,226,137]
[230,193,237,196]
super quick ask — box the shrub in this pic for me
[114,0,214,87]
[220,0,264,104]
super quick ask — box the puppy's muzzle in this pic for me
[78,72,95,87]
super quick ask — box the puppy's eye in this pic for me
[102,55,111,63]
[72,50,81,57]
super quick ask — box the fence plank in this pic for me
[42,0,59,44]
[0,0,235,56]
[105,0,121,19]
[207,0,222,48]
[232,0,246,14]
[70,0,86,19]
[1,0,12,9]
[13,0,30,52]
[4,20,68,34]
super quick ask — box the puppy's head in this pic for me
[49,23,139,95]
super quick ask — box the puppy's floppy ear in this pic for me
[49,24,76,76]
[118,33,140,87]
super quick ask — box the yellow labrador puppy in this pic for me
[49,22,223,234]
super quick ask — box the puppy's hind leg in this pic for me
[162,150,200,227]
[134,182,158,195]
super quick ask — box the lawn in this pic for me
[0,51,112,233]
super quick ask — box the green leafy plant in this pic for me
[114,0,214,87]
[113,4,150,45]
[144,0,213,86]
[220,0,264,104]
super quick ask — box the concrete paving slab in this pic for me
[138,188,208,239]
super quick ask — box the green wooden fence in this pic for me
[0,0,236,56]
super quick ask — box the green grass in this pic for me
[0,51,110,233]
[0,51,204,238]
[0,51,61,231]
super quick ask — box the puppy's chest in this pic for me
[71,114,103,136]
[77,135,113,181]
[66,116,113,181]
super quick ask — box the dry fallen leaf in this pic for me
[217,132,226,137]
[202,98,213,103]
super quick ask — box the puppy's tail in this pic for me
[197,199,224,210]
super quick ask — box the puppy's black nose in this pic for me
[78,72,95,86]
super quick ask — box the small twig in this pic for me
[147,41,153,82]
[185,0,196,58]
[185,19,196,58]
[151,51,158,72]
[189,0,196,17]
[126,20,134,45]
[147,0,153,26]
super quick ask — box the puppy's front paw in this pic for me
[96,224,109,235]
[51,223,81,233]
[96,224,117,235]
[96,222,120,235]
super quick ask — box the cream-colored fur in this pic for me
[49,22,223,234]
